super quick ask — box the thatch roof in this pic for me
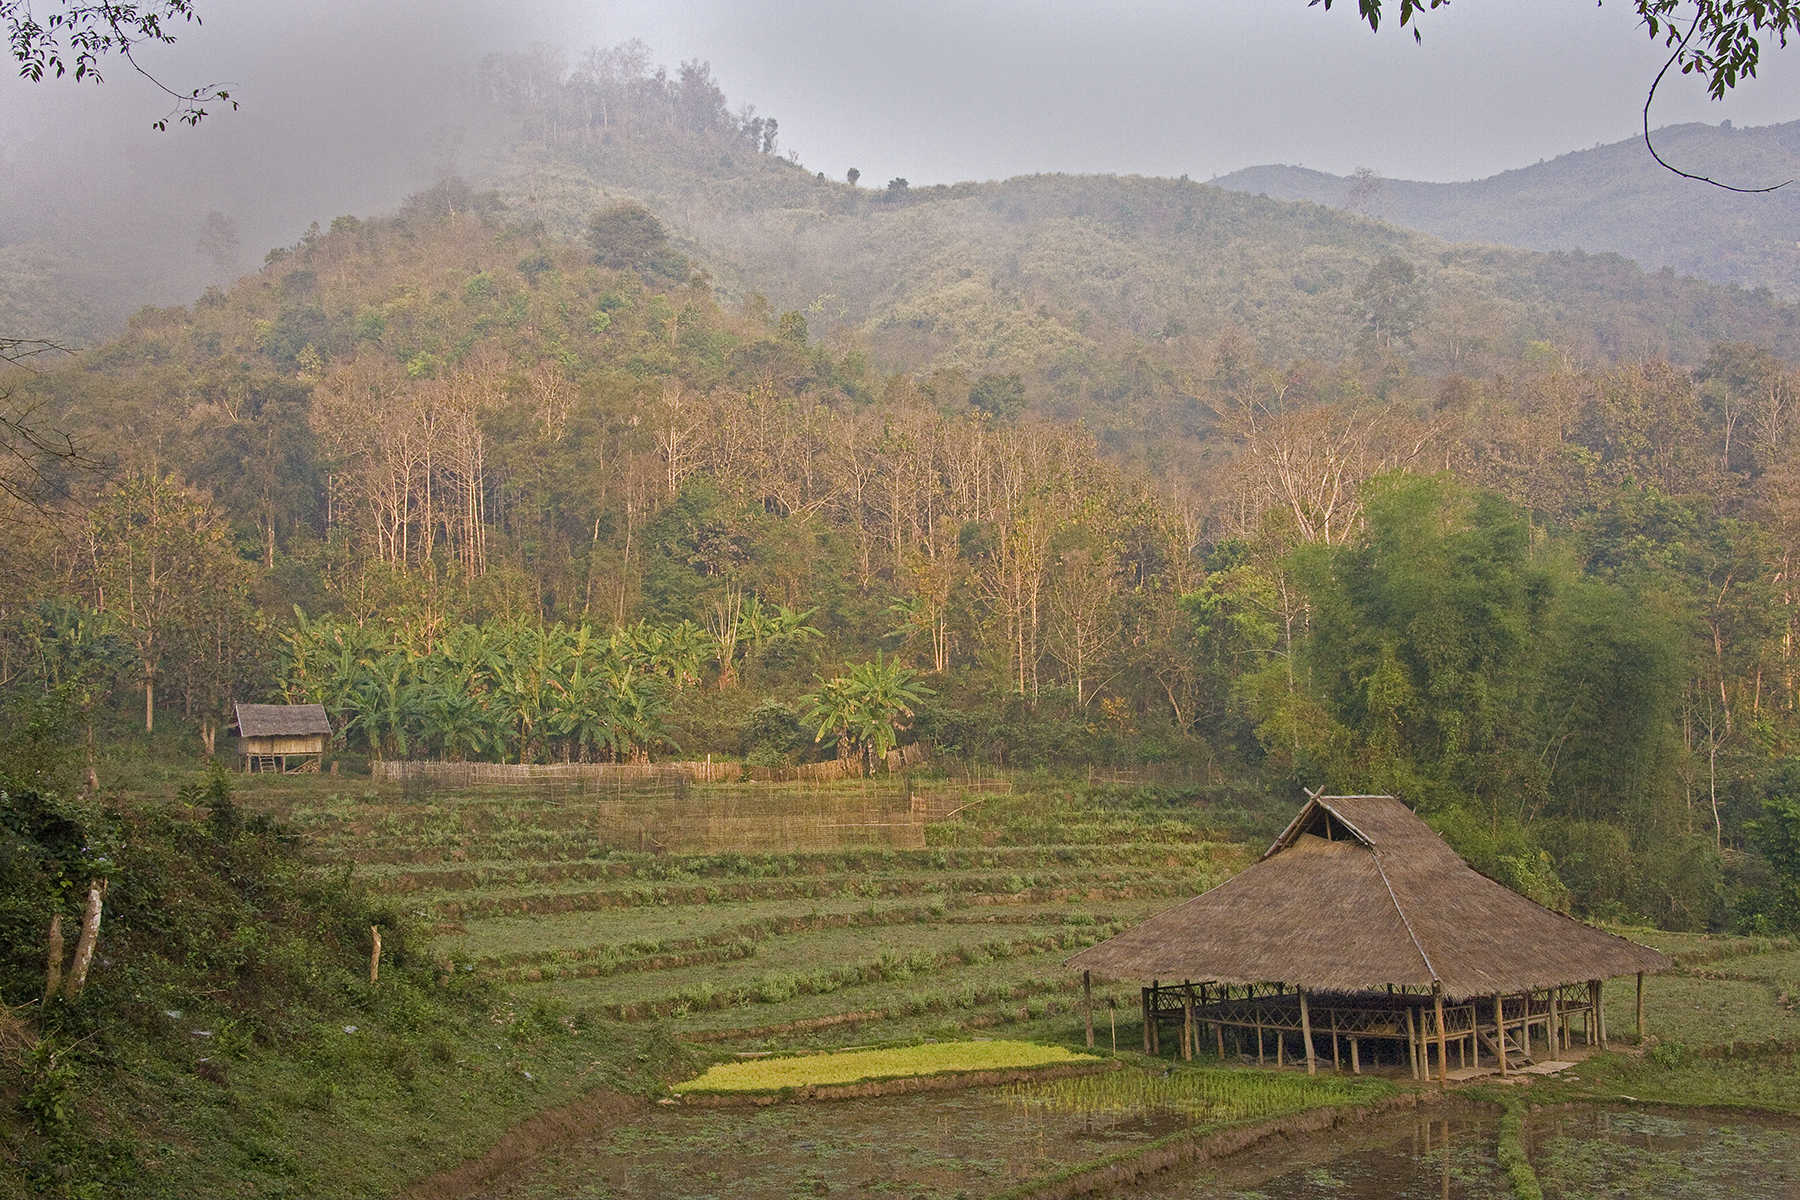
[233,703,331,738]
[1067,793,1668,1001]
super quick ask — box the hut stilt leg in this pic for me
[1299,989,1316,1077]
[1351,1037,1360,1074]
[1083,971,1094,1049]
[1141,987,1152,1054]
[1330,1010,1341,1071]
[1182,983,1194,1062]
[1493,993,1507,1077]
[1406,1005,1419,1080]
[1150,981,1161,1056]
[1255,1008,1264,1065]
[1433,988,1448,1087]
[1548,987,1560,1058]
[1635,971,1645,1043]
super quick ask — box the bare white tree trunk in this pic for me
[62,880,107,1000]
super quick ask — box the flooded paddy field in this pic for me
[473,1087,1190,1199]
[468,1095,1800,1200]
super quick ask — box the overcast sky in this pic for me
[3,0,1796,227]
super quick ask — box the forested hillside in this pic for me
[1214,120,1800,300]
[461,49,1800,389]
[1,163,1799,935]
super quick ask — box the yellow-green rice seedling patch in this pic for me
[670,1040,1096,1093]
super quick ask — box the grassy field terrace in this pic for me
[229,770,1251,1053]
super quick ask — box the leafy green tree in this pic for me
[803,654,934,775]
[84,471,252,734]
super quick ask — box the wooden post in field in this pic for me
[62,879,107,1000]
[1433,987,1448,1086]
[1083,970,1094,1048]
[1150,981,1161,1055]
[43,912,64,1004]
[1298,988,1316,1076]
[1405,1005,1419,1080]
[1493,994,1507,1077]
[1181,984,1195,1061]
[1635,972,1645,1042]
[370,925,382,986]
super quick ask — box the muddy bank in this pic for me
[395,1088,643,1200]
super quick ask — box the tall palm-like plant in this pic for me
[802,654,934,775]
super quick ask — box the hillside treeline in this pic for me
[2,198,1799,930]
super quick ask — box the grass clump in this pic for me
[670,1039,1095,1093]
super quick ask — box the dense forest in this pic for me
[2,47,1799,942]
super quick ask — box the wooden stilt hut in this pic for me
[1067,793,1669,1081]
[233,703,332,773]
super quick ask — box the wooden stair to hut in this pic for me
[1476,1027,1534,1068]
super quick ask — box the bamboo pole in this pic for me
[1548,986,1560,1057]
[1182,984,1195,1062]
[1083,970,1094,1049]
[1635,971,1645,1042]
[1590,979,1605,1049]
[1141,987,1152,1054]
[370,925,382,986]
[1493,993,1507,1076]
[1433,987,1448,1086]
[1255,1005,1265,1065]
[1299,989,1316,1076]
[1406,1005,1419,1080]
[1153,981,1162,1055]
[1329,1009,1341,1071]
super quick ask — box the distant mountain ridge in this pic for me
[1212,120,1800,299]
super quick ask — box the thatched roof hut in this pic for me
[1068,793,1668,1001]
[232,703,331,773]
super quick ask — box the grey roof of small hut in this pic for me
[233,703,332,738]
[1066,794,1669,1001]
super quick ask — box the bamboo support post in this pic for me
[1548,987,1560,1057]
[1329,1009,1341,1071]
[1142,987,1152,1053]
[1083,970,1094,1049]
[1298,988,1316,1076]
[1493,993,1507,1076]
[1590,979,1605,1049]
[1255,1007,1264,1065]
[370,925,382,986]
[1635,971,1645,1042]
[1150,981,1161,1055]
[1406,1005,1419,1080]
[1433,988,1448,1086]
[1350,1037,1360,1074]
[1181,984,1195,1061]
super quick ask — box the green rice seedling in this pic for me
[1006,1064,1392,1124]
[671,1039,1096,1094]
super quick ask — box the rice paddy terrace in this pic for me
[230,772,1800,1198]
[237,770,1250,1053]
